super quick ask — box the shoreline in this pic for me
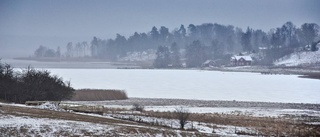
[207,66,320,80]
[68,97,320,110]
[4,58,320,80]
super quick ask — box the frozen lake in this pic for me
[47,69,320,104]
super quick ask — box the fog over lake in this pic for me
[47,69,319,103]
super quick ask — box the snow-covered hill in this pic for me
[275,50,320,66]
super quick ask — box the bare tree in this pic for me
[132,103,144,112]
[175,106,191,130]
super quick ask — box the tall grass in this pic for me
[71,89,128,101]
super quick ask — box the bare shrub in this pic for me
[0,63,74,103]
[132,103,144,112]
[174,106,191,130]
[71,89,128,101]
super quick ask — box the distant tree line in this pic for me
[65,42,91,58]
[88,22,318,66]
[0,61,74,103]
[34,45,61,58]
[34,21,319,67]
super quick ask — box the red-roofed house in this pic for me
[230,56,253,66]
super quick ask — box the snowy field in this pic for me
[1,100,319,136]
[68,98,320,119]
[0,114,116,136]
[0,102,241,136]
[104,105,320,118]
[48,69,320,103]
[107,113,258,135]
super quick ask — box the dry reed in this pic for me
[71,89,128,101]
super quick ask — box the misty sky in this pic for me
[0,0,319,58]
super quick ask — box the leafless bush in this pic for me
[0,63,74,103]
[71,89,128,101]
[131,103,144,112]
[174,106,191,130]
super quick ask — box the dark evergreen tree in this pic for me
[159,26,169,42]
[187,24,198,40]
[179,25,186,38]
[281,22,299,48]
[114,34,127,57]
[90,37,99,58]
[211,39,223,59]
[154,46,170,68]
[150,26,160,41]
[300,23,319,49]
[170,42,181,68]
[185,40,207,67]
[241,27,252,52]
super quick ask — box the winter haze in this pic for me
[0,0,319,58]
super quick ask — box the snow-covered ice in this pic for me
[49,69,320,103]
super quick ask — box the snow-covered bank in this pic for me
[275,50,320,66]
[68,98,320,110]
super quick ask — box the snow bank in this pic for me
[35,102,65,111]
[0,102,31,108]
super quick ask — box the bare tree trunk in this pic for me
[175,106,190,130]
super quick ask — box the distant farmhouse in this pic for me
[230,55,253,66]
[202,60,216,68]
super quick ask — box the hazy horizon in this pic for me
[1,0,319,58]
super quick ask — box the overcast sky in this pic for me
[0,0,319,58]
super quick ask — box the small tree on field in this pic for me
[132,103,144,112]
[175,106,191,130]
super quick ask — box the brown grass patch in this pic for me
[110,110,320,136]
[0,104,213,136]
[71,89,128,101]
